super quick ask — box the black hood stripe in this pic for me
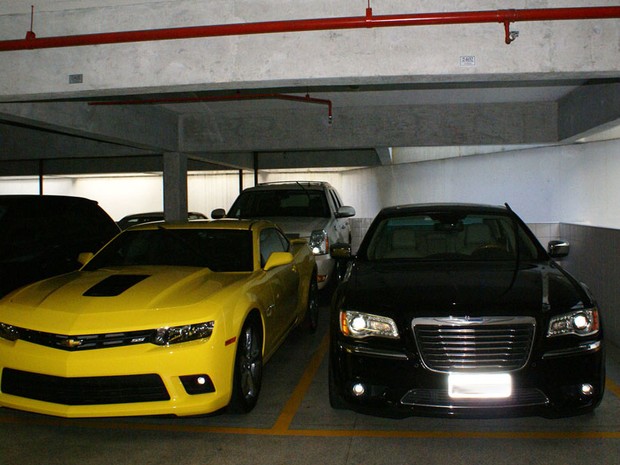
[83,275,150,297]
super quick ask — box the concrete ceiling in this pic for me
[2,77,619,177]
[0,1,619,177]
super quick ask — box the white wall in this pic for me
[1,138,620,227]
[342,138,620,226]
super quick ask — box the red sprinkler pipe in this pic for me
[0,6,619,51]
[90,93,334,123]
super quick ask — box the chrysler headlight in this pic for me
[309,229,329,255]
[151,321,214,346]
[340,311,399,339]
[547,308,599,337]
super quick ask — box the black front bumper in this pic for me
[330,339,605,418]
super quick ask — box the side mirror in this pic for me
[548,240,570,259]
[335,206,356,218]
[78,252,94,266]
[211,208,226,219]
[264,252,294,271]
[330,243,352,259]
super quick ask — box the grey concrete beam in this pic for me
[1,155,164,176]
[375,147,393,165]
[188,152,255,171]
[181,102,558,152]
[256,149,380,169]
[558,81,620,141]
[0,1,618,101]
[0,101,178,152]
[187,150,380,170]
[0,123,151,161]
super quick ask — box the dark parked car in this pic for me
[117,211,207,230]
[329,203,604,418]
[0,195,120,297]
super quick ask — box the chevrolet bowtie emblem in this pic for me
[61,338,82,348]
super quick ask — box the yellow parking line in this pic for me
[606,377,620,398]
[2,414,620,439]
[271,331,329,433]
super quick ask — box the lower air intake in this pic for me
[1,368,170,405]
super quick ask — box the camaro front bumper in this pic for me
[330,338,605,418]
[0,334,237,418]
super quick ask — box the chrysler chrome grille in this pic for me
[412,316,536,373]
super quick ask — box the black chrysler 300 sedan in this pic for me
[329,203,604,418]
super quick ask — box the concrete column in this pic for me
[163,152,188,222]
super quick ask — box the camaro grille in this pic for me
[14,327,155,351]
[412,316,536,373]
[1,368,170,405]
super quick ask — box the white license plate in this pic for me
[448,373,512,399]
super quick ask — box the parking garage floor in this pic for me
[1,304,619,465]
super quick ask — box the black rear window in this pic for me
[229,190,329,218]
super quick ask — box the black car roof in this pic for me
[0,194,98,206]
[377,203,510,217]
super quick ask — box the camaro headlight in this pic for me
[340,311,399,339]
[0,322,20,341]
[547,308,599,337]
[151,321,214,346]
[309,229,329,255]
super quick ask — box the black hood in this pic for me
[343,260,591,317]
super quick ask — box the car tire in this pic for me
[305,271,319,332]
[228,314,263,413]
[328,356,347,410]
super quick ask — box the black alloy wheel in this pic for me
[228,315,263,413]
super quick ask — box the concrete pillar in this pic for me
[253,152,259,186]
[163,152,188,222]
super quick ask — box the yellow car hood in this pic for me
[1,267,249,334]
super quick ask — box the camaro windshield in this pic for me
[365,212,540,261]
[83,228,254,272]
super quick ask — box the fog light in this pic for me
[352,383,365,397]
[180,374,215,395]
[581,383,594,396]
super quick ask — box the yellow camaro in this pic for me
[0,219,317,418]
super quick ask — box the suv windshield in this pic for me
[83,229,254,272]
[365,212,541,261]
[229,190,330,218]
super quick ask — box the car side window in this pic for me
[259,228,289,268]
[330,189,342,210]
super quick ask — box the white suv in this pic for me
[216,181,355,290]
